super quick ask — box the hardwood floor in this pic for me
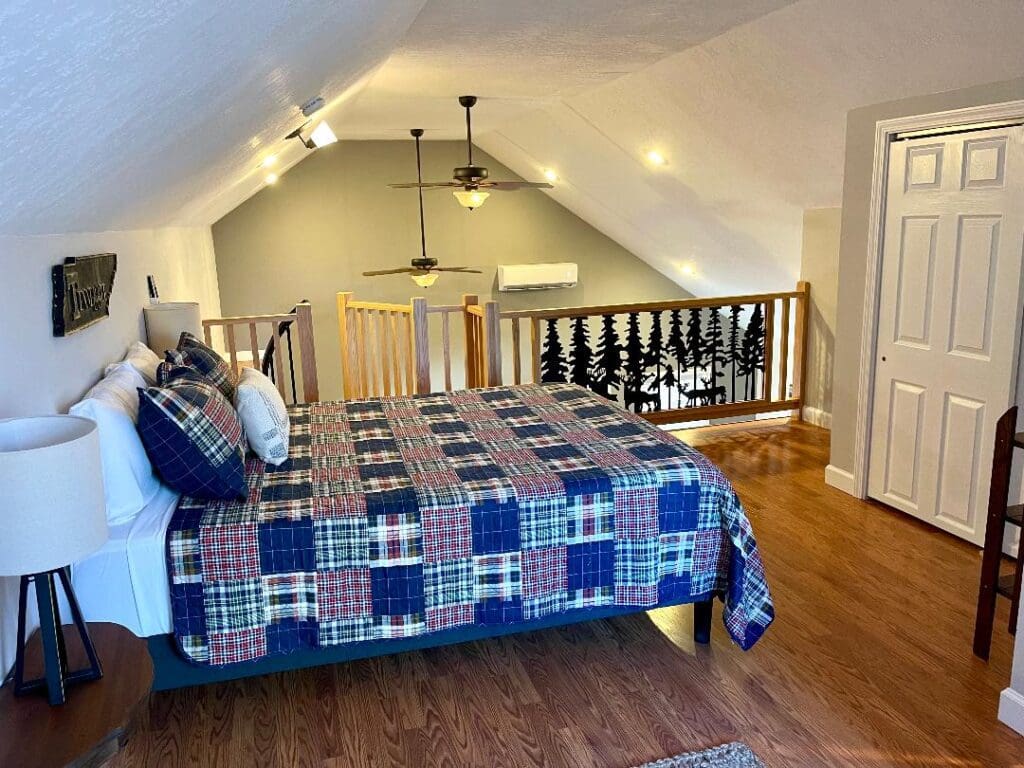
[115,421,1023,767]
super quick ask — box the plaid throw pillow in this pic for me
[137,375,247,500]
[167,331,238,401]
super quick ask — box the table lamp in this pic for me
[144,301,202,357]
[0,416,109,706]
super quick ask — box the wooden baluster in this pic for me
[380,310,392,397]
[248,323,260,375]
[272,322,287,399]
[203,323,213,348]
[530,317,542,384]
[511,317,522,385]
[295,303,319,403]
[357,309,368,399]
[388,312,402,396]
[403,313,414,395]
[791,281,810,414]
[225,323,239,375]
[412,297,430,394]
[779,297,790,402]
[442,310,453,392]
[762,300,775,403]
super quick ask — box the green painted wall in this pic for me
[212,140,689,400]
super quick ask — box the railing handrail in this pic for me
[497,289,803,321]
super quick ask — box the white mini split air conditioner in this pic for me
[497,262,578,291]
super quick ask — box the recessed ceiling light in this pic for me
[265,172,279,185]
[680,263,697,276]
[543,168,558,183]
[261,155,277,168]
[646,150,667,166]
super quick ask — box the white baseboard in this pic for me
[801,406,832,429]
[999,687,1024,736]
[825,464,857,496]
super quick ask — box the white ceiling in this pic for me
[0,0,427,234]
[4,0,1024,297]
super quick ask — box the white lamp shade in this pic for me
[0,416,108,576]
[144,301,202,356]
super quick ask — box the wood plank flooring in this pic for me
[114,421,1023,767]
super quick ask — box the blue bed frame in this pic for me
[147,596,715,690]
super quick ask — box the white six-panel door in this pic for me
[868,126,1024,545]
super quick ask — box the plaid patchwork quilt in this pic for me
[167,383,773,666]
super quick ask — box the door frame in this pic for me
[850,99,1024,499]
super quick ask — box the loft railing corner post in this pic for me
[337,292,353,399]
[412,296,431,394]
[462,294,480,388]
[483,300,502,387]
[791,280,811,420]
[296,302,319,403]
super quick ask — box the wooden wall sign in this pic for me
[52,253,117,337]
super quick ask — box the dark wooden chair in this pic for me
[973,406,1024,659]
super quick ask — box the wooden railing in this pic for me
[491,282,809,424]
[202,302,319,404]
[336,283,809,425]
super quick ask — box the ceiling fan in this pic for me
[364,129,482,287]
[388,95,553,210]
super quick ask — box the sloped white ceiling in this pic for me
[477,0,1024,295]
[0,0,427,234]
[5,0,1024,298]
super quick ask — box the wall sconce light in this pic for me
[285,120,338,150]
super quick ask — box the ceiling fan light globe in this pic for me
[411,272,439,288]
[454,189,489,210]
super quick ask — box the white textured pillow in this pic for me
[234,367,290,465]
[70,364,161,524]
[107,341,161,385]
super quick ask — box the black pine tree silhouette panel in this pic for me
[540,318,568,383]
[727,305,743,402]
[568,316,592,388]
[622,313,656,413]
[703,308,728,405]
[685,307,704,394]
[643,311,666,410]
[667,309,686,408]
[738,303,766,400]
[591,314,623,400]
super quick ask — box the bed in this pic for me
[87,382,772,690]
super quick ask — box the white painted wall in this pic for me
[0,226,220,676]
[799,208,840,428]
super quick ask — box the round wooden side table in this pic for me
[0,622,153,768]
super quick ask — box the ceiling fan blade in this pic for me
[363,267,416,276]
[477,181,554,190]
[434,267,483,273]
[388,181,460,189]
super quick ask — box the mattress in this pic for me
[70,483,180,637]
[167,383,774,666]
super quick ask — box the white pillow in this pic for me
[234,367,290,465]
[70,363,161,524]
[107,341,161,385]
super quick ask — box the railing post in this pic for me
[412,297,431,394]
[337,292,352,399]
[296,302,319,403]
[462,294,479,388]
[791,280,810,420]
[530,317,542,384]
[482,301,502,387]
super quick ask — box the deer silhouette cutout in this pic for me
[683,376,727,407]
